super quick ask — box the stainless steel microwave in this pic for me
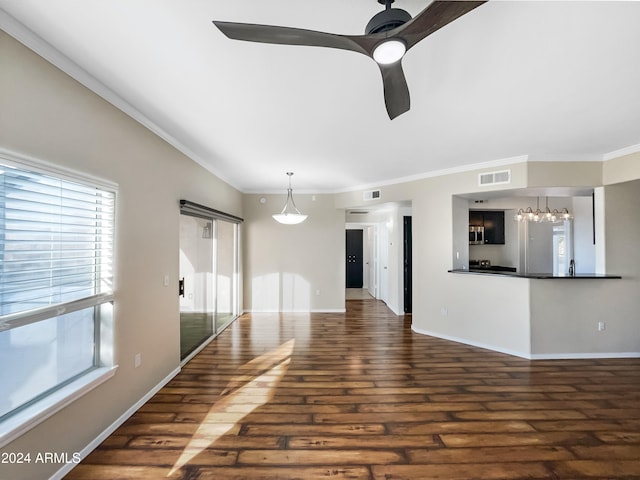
[469,226,485,245]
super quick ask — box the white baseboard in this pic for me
[411,325,530,359]
[530,352,640,360]
[244,309,346,313]
[51,366,181,480]
[411,325,640,360]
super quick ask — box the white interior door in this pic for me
[378,222,389,304]
[367,225,377,298]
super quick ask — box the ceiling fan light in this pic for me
[373,39,406,65]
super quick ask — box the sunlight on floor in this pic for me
[168,338,295,476]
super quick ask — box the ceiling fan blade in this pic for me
[398,0,486,51]
[378,62,410,120]
[213,21,372,56]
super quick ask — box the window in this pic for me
[0,155,116,443]
[553,221,573,276]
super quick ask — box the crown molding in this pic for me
[0,10,242,192]
[603,143,640,161]
[335,155,530,194]
[527,155,601,163]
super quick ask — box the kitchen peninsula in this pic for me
[434,181,639,361]
[449,269,621,279]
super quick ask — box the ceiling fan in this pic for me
[213,0,486,120]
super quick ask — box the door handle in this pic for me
[179,277,185,297]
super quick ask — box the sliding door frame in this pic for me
[179,201,243,364]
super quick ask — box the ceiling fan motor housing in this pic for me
[365,8,412,34]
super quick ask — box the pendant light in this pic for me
[272,172,307,225]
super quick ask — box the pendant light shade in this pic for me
[272,172,307,225]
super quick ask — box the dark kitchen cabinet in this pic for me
[483,211,505,244]
[469,210,505,245]
[469,211,484,227]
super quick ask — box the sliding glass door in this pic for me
[179,215,214,359]
[179,210,240,361]
[215,219,237,332]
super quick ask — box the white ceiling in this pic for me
[2,1,639,193]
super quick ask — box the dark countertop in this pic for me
[449,269,621,279]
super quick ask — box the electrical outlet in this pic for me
[134,353,142,368]
[163,274,170,287]
[441,307,448,316]
[598,321,606,332]
[316,289,321,296]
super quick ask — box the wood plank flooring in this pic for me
[65,299,640,479]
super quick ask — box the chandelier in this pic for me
[515,197,572,223]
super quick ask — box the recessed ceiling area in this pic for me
[1,0,639,193]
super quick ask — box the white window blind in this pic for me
[0,157,116,441]
[0,164,114,317]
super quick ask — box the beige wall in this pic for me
[530,179,640,355]
[336,160,640,358]
[242,194,345,312]
[408,173,533,357]
[603,151,640,185]
[0,31,242,479]
[527,161,602,187]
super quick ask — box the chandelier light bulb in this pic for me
[515,209,524,221]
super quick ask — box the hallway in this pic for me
[65,299,640,479]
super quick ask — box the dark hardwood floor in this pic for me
[65,299,640,479]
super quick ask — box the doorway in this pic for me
[403,216,412,313]
[344,203,412,314]
[346,229,364,288]
[179,215,214,359]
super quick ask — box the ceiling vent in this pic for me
[363,189,381,201]
[479,169,511,187]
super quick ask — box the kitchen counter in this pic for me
[449,269,621,279]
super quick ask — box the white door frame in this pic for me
[346,222,379,299]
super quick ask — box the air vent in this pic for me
[349,210,369,215]
[479,169,511,187]
[363,189,381,201]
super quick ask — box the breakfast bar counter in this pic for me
[448,269,621,279]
